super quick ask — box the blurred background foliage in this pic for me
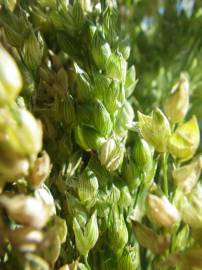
[117,0,202,137]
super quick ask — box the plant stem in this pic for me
[84,255,91,270]
[162,153,168,197]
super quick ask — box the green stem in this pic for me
[84,255,91,270]
[162,153,168,197]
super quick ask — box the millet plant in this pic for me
[0,1,202,270]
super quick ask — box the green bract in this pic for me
[117,245,139,270]
[132,221,170,254]
[0,105,42,157]
[91,30,112,70]
[117,101,134,129]
[125,65,137,98]
[75,64,94,102]
[77,168,99,202]
[108,213,128,253]
[164,74,189,124]
[172,155,202,193]
[73,211,99,257]
[93,73,111,101]
[132,138,152,170]
[77,100,112,137]
[106,53,127,82]
[146,194,180,228]
[0,46,22,103]
[122,157,141,190]
[22,31,44,72]
[0,9,28,48]
[0,194,52,229]
[168,116,200,160]
[62,95,76,126]
[75,125,105,150]
[103,79,122,114]
[138,108,171,152]
[98,138,124,171]
[176,185,202,229]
